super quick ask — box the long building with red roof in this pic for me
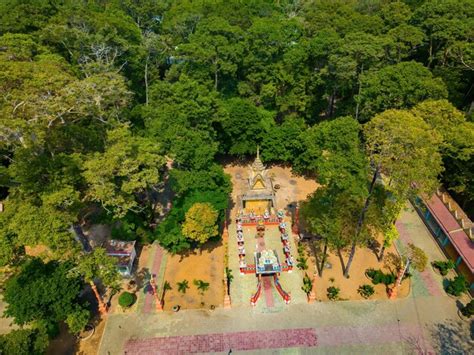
[414,190,474,295]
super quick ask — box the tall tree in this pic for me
[295,116,368,195]
[412,100,474,206]
[356,61,448,121]
[83,125,166,219]
[178,16,244,90]
[220,98,272,156]
[301,186,360,276]
[0,328,49,355]
[3,258,88,329]
[411,0,474,69]
[342,109,443,276]
[74,248,120,316]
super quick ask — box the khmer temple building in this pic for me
[240,148,276,215]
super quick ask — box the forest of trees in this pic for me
[0,0,473,351]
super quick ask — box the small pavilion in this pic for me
[240,148,275,215]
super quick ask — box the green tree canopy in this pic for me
[75,248,120,290]
[182,202,219,245]
[357,61,448,121]
[178,16,244,90]
[412,100,474,204]
[0,327,49,355]
[220,97,272,156]
[364,109,443,198]
[83,125,166,218]
[295,116,368,195]
[3,258,87,327]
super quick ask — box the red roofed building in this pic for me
[414,190,474,295]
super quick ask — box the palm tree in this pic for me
[193,279,210,295]
[177,280,189,294]
[162,280,172,299]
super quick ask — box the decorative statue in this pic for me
[263,210,270,220]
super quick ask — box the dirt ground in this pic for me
[162,239,224,311]
[304,242,409,301]
[76,319,106,355]
[45,317,105,355]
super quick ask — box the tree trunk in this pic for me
[344,165,380,278]
[319,239,328,277]
[214,68,218,91]
[337,248,346,275]
[355,64,363,121]
[377,245,386,262]
[428,37,433,69]
[145,55,149,106]
[90,281,107,316]
[327,87,337,118]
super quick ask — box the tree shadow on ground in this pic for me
[216,155,253,167]
[368,238,381,258]
[176,238,223,262]
[135,267,151,294]
[429,319,474,354]
[403,333,431,355]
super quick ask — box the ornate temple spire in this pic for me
[251,145,265,173]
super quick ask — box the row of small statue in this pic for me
[235,208,286,223]
[236,221,246,268]
[279,222,293,267]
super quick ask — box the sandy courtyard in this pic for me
[162,239,224,310]
[309,245,409,301]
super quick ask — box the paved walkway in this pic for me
[133,242,167,315]
[100,203,473,354]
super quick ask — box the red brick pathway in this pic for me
[256,236,275,308]
[124,328,317,354]
[143,245,164,313]
[395,221,442,297]
[263,276,275,308]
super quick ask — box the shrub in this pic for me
[382,273,396,285]
[407,243,428,272]
[297,244,305,255]
[296,256,308,270]
[460,300,474,318]
[327,286,340,301]
[118,292,136,308]
[445,275,468,297]
[365,268,376,279]
[367,269,396,286]
[357,284,375,299]
[432,260,455,276]
[302,274,312,294]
